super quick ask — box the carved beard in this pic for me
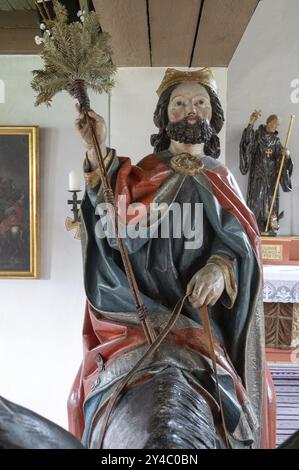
[166,116,213,145]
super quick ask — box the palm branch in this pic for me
[31,1,156,345]
[31,0,116,109]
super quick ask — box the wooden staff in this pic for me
[264,115,295,234]
[85,111,157,345]
[68,79,156,346]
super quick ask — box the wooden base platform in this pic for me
[266,348,297,363]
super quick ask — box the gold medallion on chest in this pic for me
[170,153,204,176]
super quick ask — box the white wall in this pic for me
[0,55,109,429]
[0,59,227,430]
[226,0,299,235]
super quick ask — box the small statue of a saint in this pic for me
[239,112,293,235]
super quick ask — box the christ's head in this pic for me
[151,80,224,158]
[166,82,213,145]
[167,82,212,124]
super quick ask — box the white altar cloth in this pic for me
[263,265,299,303]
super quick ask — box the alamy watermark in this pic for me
[94,195,204,250]
[290,79,299,104]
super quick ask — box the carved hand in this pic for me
[249,109,261,126]
[187,263,225,308]
[75,104,107,169]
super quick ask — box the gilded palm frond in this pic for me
[31,0,116,107]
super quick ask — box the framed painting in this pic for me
[0,127,39,278]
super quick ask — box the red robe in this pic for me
[68,154,276,448]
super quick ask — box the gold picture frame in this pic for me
[0,126,39,279]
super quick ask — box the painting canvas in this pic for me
[0,127,39,278]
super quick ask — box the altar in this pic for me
[263,264,299,352]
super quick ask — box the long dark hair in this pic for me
[151,83,225,159]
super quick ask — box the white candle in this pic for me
[68,170,81,191]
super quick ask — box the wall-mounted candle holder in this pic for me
[68,190,81,222]
[66,170,82,240]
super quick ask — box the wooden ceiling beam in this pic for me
[0,11,38,28]
[149,0,202,67]
[0,28,39,54]
[191,0,259,67]
[0,11,39,53]
[93,0,151,66]
[0,0,259,64]
[0,0,36,10]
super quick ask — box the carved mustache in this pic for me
[166,116,213,145]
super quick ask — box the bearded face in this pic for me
[166,116,213,145]
[166,81,213,145]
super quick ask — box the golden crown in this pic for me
[156,67,217,96]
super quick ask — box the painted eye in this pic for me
[175,100,183,106]
[195,100,205,106]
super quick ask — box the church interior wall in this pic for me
[0,55,108,428]
[226,0,299,235]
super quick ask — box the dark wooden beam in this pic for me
[0,29,39,54]
[0,0,36,10]
[0,11,39,54]
[0,10,37,28]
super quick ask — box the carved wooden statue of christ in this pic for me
[69,69,276,449]
[29,2,276,450]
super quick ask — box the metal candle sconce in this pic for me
[65,170,82,240]
[68,190,81,222]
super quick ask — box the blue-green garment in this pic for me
[80,150,265,447]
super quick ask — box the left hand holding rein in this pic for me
[187,263,225,308]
